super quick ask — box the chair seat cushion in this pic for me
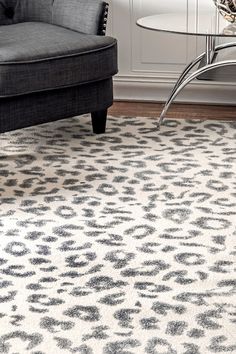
[0,22,117,97]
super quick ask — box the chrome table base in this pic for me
[158,35,236,127]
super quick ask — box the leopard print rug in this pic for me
[0,116,236,354]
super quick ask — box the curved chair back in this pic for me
[0,0,108,35]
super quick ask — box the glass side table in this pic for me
[137,10,236,127]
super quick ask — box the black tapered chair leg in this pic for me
[91,109,107,134]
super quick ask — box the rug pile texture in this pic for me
[0,116,236,354]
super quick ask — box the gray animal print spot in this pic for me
[196,309,223,330]
[209,261,233,273]
[27,294,64,306]
[55,206,77,219]
[183,343,200,354]
[175,253,205,266]
[114,308,140,328]
[4,242,30,257]
[192,217,231,230]
[82,326,109,341]
[103,339,141,354]
[25,231,43,240]
[162,270,195,284]
[175,292,211,306]
[54,336,72,350]
[206,180,228,191]
[124,225,155,239]
[187,328,205,338]
[0,331,43,351]
[166,321,188,335]
[140,317,159,330]
[104,251,135,269]
[145,337,177,354]
[151,302,186,315]
[0,291,17,303]
[97,183,118,196]
[135,282,171,294]
[86,276,127,292]
[122,260,170,277]
[163,208,191,224]
[0,258,7,266]
[40,316,74,333]
[2,265,35,278]
[208,335,236,352]
[98,292,125,306]
[64,305,100,322]
[0,281,12,289]
[10,314,25,327]
[75,344,94,354]
[65,253,96,268]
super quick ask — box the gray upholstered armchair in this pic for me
[0,0,118,134]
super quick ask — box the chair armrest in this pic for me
[52,0,109,35]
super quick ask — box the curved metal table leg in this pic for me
[158,59,236,127]
[157,54,205,128]
[215,41,236,52]
[173,42,236,91]
[170,53,206,93]
[169,41,236,96]
[158,41,236,127]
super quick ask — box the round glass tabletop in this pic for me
[137,12,236,37]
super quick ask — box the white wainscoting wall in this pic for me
[107,0,236,105]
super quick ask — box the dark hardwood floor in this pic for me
[109,101,236,120]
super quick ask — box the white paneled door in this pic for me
[107,0,236,104]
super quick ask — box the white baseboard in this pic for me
[113,75,236,105]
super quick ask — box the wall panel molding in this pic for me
[113,75,236,105]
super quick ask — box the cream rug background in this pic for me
[0,116,236,354]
